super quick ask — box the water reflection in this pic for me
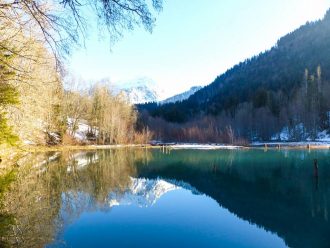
[0,148,329,247]
[0,149,141,247]
[136,149,330,248]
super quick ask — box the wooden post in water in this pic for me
[314,159,319,178]
[264,144,268,151]
[212,163,217,173]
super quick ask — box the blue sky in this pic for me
[68,0,330,96]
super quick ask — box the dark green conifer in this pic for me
[0,48,19,145]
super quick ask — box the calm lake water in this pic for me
[1,148,330,248]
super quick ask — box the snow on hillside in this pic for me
[270,124,330,142]
[67,118,90,141]
[160,86,202,104]
[316,130,330,142]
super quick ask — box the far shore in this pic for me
[16,141,330,152]
[1,142,329,173]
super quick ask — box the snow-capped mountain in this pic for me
[115,78,167,104]
[160,86,202,104]
[66,75,201,105]
[94,77,168,104]
[70,77,167,104]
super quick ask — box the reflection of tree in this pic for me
[0,170,16,248]
[0,153,61,248]
[0,148,149,248]
[1,149,329,248]
[137,149,330,248]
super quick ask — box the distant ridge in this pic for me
[160,86,202,104]
[151,9,330,122]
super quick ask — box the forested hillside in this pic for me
[139,9,330,142]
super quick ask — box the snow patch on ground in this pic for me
[170,144,242,150]
[74,123,89,141]
[67,118,97,142]
[23,140,35,145]
[252,141,330,146]
[270,124,330,143]
[271,127,290,141]
[316,130,330,142]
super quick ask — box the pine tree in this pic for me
[0,48,19,145]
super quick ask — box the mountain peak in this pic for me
[115,78,166,104]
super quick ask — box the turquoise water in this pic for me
[1,149,330,247]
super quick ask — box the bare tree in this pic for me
[0,0,163,65]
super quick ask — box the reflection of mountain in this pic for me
[108,177,179,207]
[136,150,330,248]
[107,177,201,208]
[4,149,330,248]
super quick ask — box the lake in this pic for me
[1,148,330,247]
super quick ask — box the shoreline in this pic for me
[1,141,329,162]
[1,142,329,173]
[10,142,330,153]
